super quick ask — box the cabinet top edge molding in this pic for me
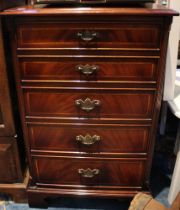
[0,6,178,17]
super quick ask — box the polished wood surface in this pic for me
[17,22,160,49]
[2,5,178,16]
[32,156,146,187]
[1,6,177,206]
[23,89,155,119]
[28,123,150,154]
[0,112,3,125]
[19,57,158,82]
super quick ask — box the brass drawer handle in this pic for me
[78,168,100,178]
[76,134,100,146]
[75,98,101,112]
[77,30,98,42]
[76,64,99,76]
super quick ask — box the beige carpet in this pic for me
[0,201,6,210]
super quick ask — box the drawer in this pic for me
[32,156,146,187]
[28,123,150,154]
[17,22,161,49]
[23,89,155,119]
[19,57,158,83]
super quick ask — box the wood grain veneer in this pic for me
[32,156,146,187]
[28,123,150,154]
[23,89,155,119]
[19,57,158,82]
[17,22,161,49]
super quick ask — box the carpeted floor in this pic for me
[5,198,130,210]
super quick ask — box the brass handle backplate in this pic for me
[76,64,99,76]
[76,134,100,146]
[75,98,101,112]
[78,168,100,178]
[77,30,99,42]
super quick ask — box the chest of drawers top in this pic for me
[4,6,176,49]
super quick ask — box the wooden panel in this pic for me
[19,57,158,83]
[0,107,3,125]
[0,20,15,136]
[23,89,155,119]
[17,22,161,49]
[33,156,146,186]
[0,137,20,182]
[28,123,150,154]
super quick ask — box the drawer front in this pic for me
[24,89,155,119]
[28,123,150,154]
[33,156,146,186]
[19,57,158,83]
[17,22,160,49]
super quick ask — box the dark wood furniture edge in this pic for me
[0,17,25,182]
[27,182,150,207]
[0,11,25,187]
[144,16,173,186]
[0,170,28,203]
[0,6,179,16]
[0,19,16,136]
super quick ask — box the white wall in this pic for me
[163,1,180,100]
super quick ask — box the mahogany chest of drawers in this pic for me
[2,6,177,207]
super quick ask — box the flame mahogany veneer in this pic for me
[2,6,178,207]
